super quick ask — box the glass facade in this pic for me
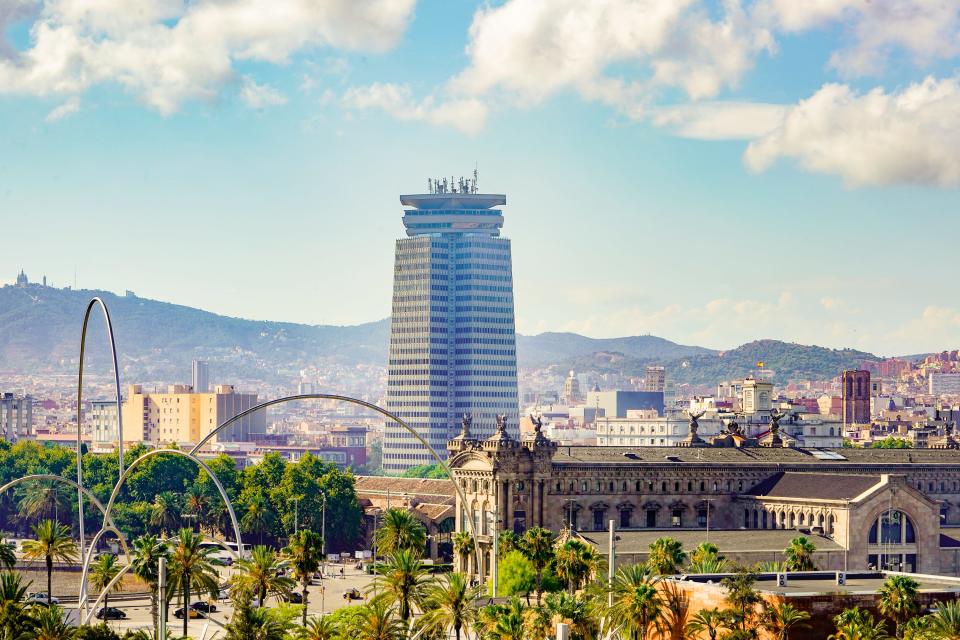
[384,191,519,473]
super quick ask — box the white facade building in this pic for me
[596,411,723,446]
[930,373,960,397]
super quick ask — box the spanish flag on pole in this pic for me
[756,361,765,368]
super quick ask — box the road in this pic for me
[94,563,376,637]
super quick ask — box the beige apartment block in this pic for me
[122,384,265,447]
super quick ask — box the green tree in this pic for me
[871,437,912,449]
[89,554,122,615]
[27,605,76,640]
[762,602,811,640]
[0,571,32,639]
[928,599,960,640]
[400,464,448,479]
[784,537,817,571]
[300,615,337,640]
[371,549,431,622]
[239,490,275,545]
[283,530,324,626]
[74,624,121,640]
[690,542,724,566]
[182,487,208,532]
[606,564,663,640]
[545,591,599,640]
[232,545,294,607]
[223,593,289,640]
[878,575,921,638]
[521,527,555,605]
[148,492,180,535]
[554,539,601,595]
[829,607,891,640]
[129,535,168,635]
[374,508,426,557]
[497,550,535,597]
[647,537,687,576]
[167,528,221,639]
[498,531,521,556]
[419,572,480,640]
[0,540,15,569]
[452,531,475,575]
[355,597,405,640]
[21,520,78,605]
[687,607,726,640]
[720,570,760,634]
[16,481,71,525]
[492,597,527,640]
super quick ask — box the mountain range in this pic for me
[0,284,897,386]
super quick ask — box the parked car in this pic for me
[283,591,303,604]
[95,607,126,620]
[191,601,217,613]
[25,593,59,606]
[343,588,363,601]
[174,607,203,619]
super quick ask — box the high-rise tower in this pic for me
[384,175,519,473]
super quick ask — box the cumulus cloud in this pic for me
[45,95,80,121]
[451,0,772,114]
[0,0,416,113]
[744,76,960,187]
[240,77,287,108]
[758,0,960,77]
[341,82,488,135]
[650,101,786,140]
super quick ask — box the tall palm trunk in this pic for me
[302,577,309,626]
[46,554,53,605]
[183,580,190,638]
[149,587,159,636]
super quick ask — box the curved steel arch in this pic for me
[77,524,132,617]
[0,474,112,524]
[80,563,132,626]
[188,393,480,573]
[103,449,243,551]
[76,297,125,568]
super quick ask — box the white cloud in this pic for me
[650,101,786,140]
[0,0,416,114]
[341,82,488,135]
[744,76,960,187]
[240,77,286,108]
[45,95,80,121]
[758,0,960,77]
[451,0,770,113]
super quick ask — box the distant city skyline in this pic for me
[1,2,959,355]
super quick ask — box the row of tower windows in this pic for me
[552,478,751,495]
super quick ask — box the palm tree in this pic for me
[419,572,480,640]
[521,527,555,605]
[129,534,168,633]
[89,554,123,615]
[784,537,817,572]
[720,570,760,633]
[647,537,686,576]
[149,492,180,535]
[371,549,432,622]
[301,615,337,640]
[929,599,960,640]
[690,542,724,566]
[283,530,323,626]
[687,556,731,574]
[830,607,891,640]
[754,560,789,573]
[604,563,663,640]
[0,540,15,569]
[240,493,273,546]
[545,591,600,640]
[554,539,601,594]
[498,531,521,556]
[16,481,70,525]
[493,597,527,640]
[374,508,427,557]
[167,528,221,639]
[523,605,552,640]
[183,487,208,532]
[661,582,691,640]
[0,572,29,604]
[232,545,294,607]
[28,605,76,640]
[878,575,921,638]
[763,602,811,640]
[21,520,78,606]
[687,607,725,640]
[452,531,475,575]
[356,596,405,640]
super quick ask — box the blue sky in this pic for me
[1,0,959,356]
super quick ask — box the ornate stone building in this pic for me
[447,415,960,577]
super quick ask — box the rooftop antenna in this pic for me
[473,164,479,193]
[428,178,433,194]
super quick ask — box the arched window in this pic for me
[675,481,680,492]
[688,481,693,492]
[868,510,916,545]
[700,481,705,491]
[635,480,642,492]
[662,481,667,492]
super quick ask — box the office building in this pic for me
[584,390,664,418]
[842,370,871,427]
[192,360,209,393]
[122,383,265,446]
[742,377,773,415]
[0,392,31,441]
[930,373,960,396]
[562,371,582,403]
[384,175,519,472]
[643,366,665,393]
[596,411,722,446]
[90,400,119,443]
